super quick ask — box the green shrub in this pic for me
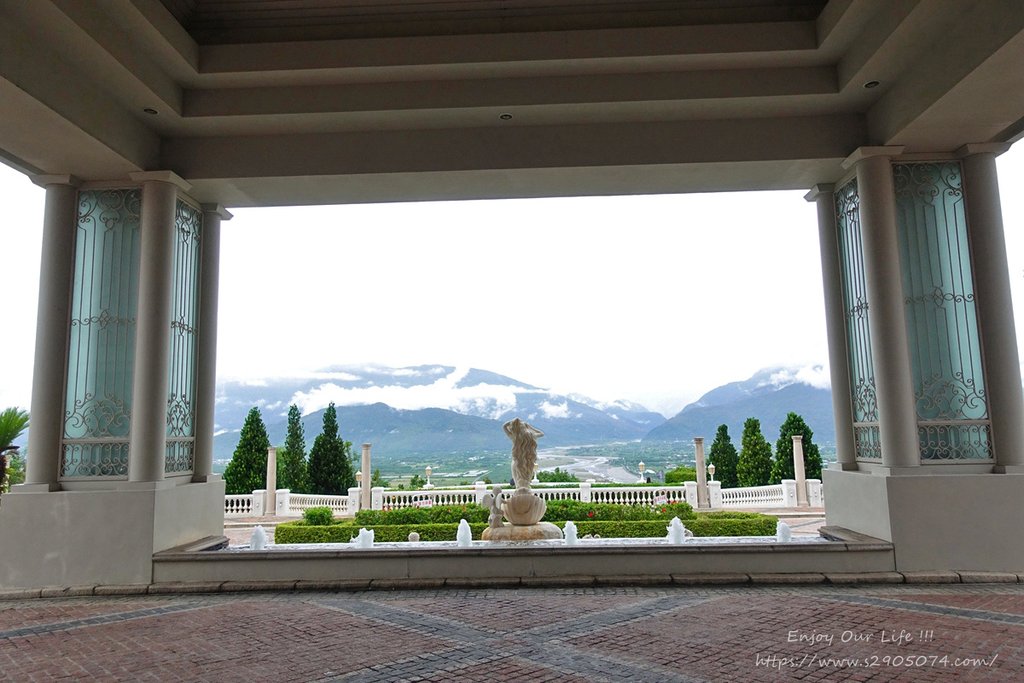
[542,499,695,522]
[354,503,489,526]
[302,506,334,525]
[276,521,489,543]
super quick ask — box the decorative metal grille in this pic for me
[835,178,880,459]
[165,200,202,474]
[62,189,141,478]
[893,162,992,461]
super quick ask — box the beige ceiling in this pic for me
[0,0,1021,206]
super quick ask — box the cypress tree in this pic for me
[278,404,308,493]
[308,403,354,495]
[223,407,270,495]
[707,424,739,488]
[737,417,773,487]
[770,412,823,484]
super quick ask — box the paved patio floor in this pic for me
[2,583,1022,681]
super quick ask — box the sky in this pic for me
[2,145,1024,418]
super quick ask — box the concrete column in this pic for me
[694,437,709,508]
[844,148,920,469]
[683,481,698,507]
[371,486,384,510]
[792,435,808,507]
[959,144,1024,472]
[474,481,487,504]
[275,489,290,516]
[348,486,361,513]
[23,176,80,490]
[193,204,231,482]
[807,479,823,507]
[128,174,190,483]
[805,183,857,470]
[252,489,266,516]
[708,480,722,509]
[266,447,277,514]
[781,480,798,507]
[580,480,592,502]
[361,443,372,508]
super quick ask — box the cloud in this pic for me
[539,400,570,419]
[763,365,831,390]
[289,367,537,419]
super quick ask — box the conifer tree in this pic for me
[707,424,739,488]
[770,412,823,483]
[223,407,270,495]
[278,404,308,493]
[737,417,773,487]
[307,403,354,495]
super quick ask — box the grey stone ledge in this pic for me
[957,571,1020,583]
[294,579,371,592]
[93,584,150,596]
[672,573,750,585]
[39,585,97,598]
[369,578,446,591]
[0,588,43,600]
[825,572,905,584]
[750,573,828,584]
[520,575,597,587]
[901,571,961,584]
[444,577,521,589]
[593,574,674,586]
[220,580,298,592]
[148,581,225,594]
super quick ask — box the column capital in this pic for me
[803,183,835,202]
[956,142,1013,158]
[841,146,906,170]
[128,171,192,192]
[31,174,81,188]
[201,203,233,221]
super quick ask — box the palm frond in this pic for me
[0,408,29,450]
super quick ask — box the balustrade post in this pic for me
[276,489,290,516]
[348,486,361,514]
[252,489,266,516]
[474,481,487,504]
[807,479,823,507]
[579,481,591,502]
[684,481,698,506]
[781,480,798,507]
[371,486,384,510]
[708,481,722,509]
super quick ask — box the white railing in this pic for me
[720,484,786,507]
[382,488,477,509]
[224,494,255,517]
[225,479,821,517]
[288,493,349,516]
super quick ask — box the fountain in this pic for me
[249,525,268,550]
[776,520,793,543]
[666,517,689,544]
[563,521,579,546]
[482,418,562,541]
[353,528,375,548]
[456,519,473,547]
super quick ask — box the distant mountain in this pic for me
[642,367,835,445]
[212,365,667,460]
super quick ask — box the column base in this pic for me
[0,480,225,588]
[823,469,1024,572]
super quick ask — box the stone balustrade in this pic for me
[223,479,822,518]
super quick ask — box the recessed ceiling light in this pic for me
[499,113,513,120]
[863,80,880,89]
[143,107,159,115]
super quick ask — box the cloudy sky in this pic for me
[2,146,1024,417]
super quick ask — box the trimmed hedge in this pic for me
[354,504,489,526]
[542,499,695,522]
[274,514,777,544]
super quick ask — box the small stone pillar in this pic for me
[275,489,290,516]
[580,480,592,503]
[266,447,278,515]
[684,481,698,507]
[361,443,372,509]
[792,435,809,507]
[348,486,361,514]
[474,481,487,504]
[807,479,823,507]
[252,489,267,516]
[781,480,798,507]
[371,486,384,510]
[694,437,709,508]
[708,480,722,509]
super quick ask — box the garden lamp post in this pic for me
[638,461,646,483]
[707,463,716,482]
[424,465,434,489]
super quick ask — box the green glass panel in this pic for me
[62,189,141,477]
[893,162,991,460]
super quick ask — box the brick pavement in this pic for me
[1,584,1023,681]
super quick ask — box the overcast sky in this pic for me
[2,146,1023,417]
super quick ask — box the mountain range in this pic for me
[213,364,834,462]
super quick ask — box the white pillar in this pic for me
[23,176,79,491]
[128,173,191,483]
[959,144,1024,472]
[371,486,384,510]
[781,480,798,507]
[474,481,487,503]
[252,489,266,516]
[683,481,698,507]
[806,183,858,470]
[694,437,709,508]
[792,435,809,507]
[266,447,277,514]
[580,480,592,502]
[361,443,372,508]
[193,204,231,482]
[806,479,823,507]
[708,480,722,508]
[276,489,290,516]
[348,486,361,513]
[844,148,920,470]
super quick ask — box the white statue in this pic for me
[482,484,505,529]
[504,418,544,490]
